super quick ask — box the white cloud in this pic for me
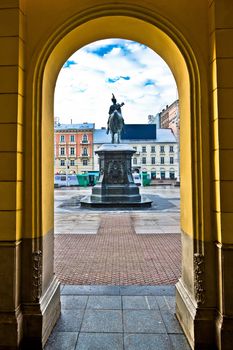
[54,39,177,127]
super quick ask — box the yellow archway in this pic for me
[24,5,211,348]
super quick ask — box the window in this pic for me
[170,157,174,164]
[170,172,175,179]
[151,146,155,153]
[70,135,75,142]
[60,159,65,166]
[60,135,65,142]
[160,145,165,153]
[133,158,137,165]
[60,147,65,155]
[83,160,88,166]
[142,157,146,164]
[160,157,164,164]
[160,171,166,179]
[83,147,88,156]
[151,172,156,179]
[142,146,146,153]
[82,134,88,143]
[70,160,75,166]
[169,145,174,152]
[70,147,75,155]
[151,157,155,164]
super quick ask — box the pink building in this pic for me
[54,123,94,174]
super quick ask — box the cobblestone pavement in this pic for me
[45,285,191,350]
[55,213,181,285]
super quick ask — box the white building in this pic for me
[93,125,179,181]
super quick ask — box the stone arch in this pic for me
[24,4,211,348]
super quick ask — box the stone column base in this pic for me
[21,276,60,349]
[176,279,216,349]
[0,307,23,349]
[0,240,23,349]
[216,313,233,350]
[215,242,233,350]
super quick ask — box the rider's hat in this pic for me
[111,93,117,102]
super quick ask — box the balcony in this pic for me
[80,140,89,144]
[80,153,89,158]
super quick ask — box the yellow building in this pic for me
[0,0,232,349]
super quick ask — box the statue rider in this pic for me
[107,94,125,134]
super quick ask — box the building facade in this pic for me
[93,125,178,181]
[54,123,94,174]
[159,99,179,137]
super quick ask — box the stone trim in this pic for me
[194,253,205,305]
[32,250,42,302]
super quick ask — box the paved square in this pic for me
[55,213,181,285]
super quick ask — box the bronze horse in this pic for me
[108,106,124,143]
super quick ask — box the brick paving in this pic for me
[55,214,181,285]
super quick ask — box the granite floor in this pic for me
[45,285,191,350]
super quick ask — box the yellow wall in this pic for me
[210,0,233,244]
[0,1,24,241]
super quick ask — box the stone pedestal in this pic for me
[81,144,152,208]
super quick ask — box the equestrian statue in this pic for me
[107,94,125,143]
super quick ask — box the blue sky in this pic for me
[54,39,178,128]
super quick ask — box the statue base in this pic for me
[80,144,152,208]
[80,194,152,208]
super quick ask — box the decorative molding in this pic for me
[32,250,42,302]
[0,240,22,247]
[194,253,205,305]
